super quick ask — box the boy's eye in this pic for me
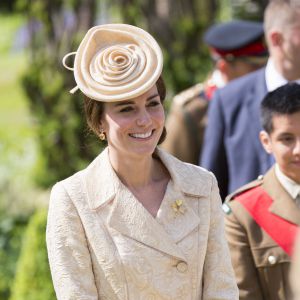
[280,136,294,143]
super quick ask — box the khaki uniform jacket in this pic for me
[46,147,238,300]
[161,83,208,164]
[224,167,300,300]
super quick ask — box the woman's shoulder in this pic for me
[53,148,108,188]
[52,153,101,196]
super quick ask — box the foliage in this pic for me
[0,210,29,300]
[15,0,269,190]
[230,0,268,21]
[17,0,101,188]
[111,0,268,95]
[0,13,43,299]
[0,0,18,13]
[112,0,220,95]
[10,209,55,300]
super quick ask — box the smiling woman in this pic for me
[84,75,167,146]
[46,23,238,300]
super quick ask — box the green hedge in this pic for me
[10,209,55,300]
[0,211,29,300]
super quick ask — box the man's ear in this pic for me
[269,30,283,47]
[216,59,230,83]
[260,130,273,154]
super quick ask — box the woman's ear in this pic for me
[99,118,106,131]
[259,130,273,154]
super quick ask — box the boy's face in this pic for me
[260,111,300,184]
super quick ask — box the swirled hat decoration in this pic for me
[62,24,163,102]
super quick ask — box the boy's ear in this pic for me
[260,130,273,154]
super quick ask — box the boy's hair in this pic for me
[260,83,300,133]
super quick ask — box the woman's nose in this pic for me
[136,109,152,127]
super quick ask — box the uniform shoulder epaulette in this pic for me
[225,174,264,203]
[173,83,204,107]
[222,175,264,214]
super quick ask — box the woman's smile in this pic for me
[129,130,154,139]
[101,84,165,158]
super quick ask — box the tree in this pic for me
[113,0,220,94]
[18,0,100,188]
[230,0,268,21]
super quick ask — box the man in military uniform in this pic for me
[224,83,300,300]
[201,1,300,200]
[161,20,268,164]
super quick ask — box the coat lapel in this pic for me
[82,148,127,300]
[108,183,186,262]
[155,180,201,244]
[84,147,205,262]
[262,167,300,226]
[245,68,274,171]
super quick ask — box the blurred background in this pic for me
[0,0,267,299]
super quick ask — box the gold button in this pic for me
[176,261,188,273]
[268,255,277,265]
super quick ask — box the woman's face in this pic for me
[100,85,165,158]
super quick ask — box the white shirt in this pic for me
[275,164,300,204]
[265,58,300,92]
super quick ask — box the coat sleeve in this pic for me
[200,91,229,200]
[46,183,98,300]
[224,202,264,300]
[202,174,239,300]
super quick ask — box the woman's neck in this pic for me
[108,149,160,190]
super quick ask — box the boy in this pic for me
[223,83,300,300]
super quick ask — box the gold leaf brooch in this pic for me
[171,199,186,214]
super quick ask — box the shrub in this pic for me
[0,211,29,299]
[10,209,55,300]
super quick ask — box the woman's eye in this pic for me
[148,100,160,107]
[120,106,133,113]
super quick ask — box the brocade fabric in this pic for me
[46,147,238,299]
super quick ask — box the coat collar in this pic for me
[82,147,206,261]
[84,147,209,210]
[262,167,300,226]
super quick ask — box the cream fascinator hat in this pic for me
[62,24,163,102]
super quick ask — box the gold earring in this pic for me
[99,129,106,141]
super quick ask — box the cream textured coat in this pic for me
[46,148,238,300]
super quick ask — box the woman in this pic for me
[46,23,238,299]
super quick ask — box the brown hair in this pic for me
[84,76,167,144]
